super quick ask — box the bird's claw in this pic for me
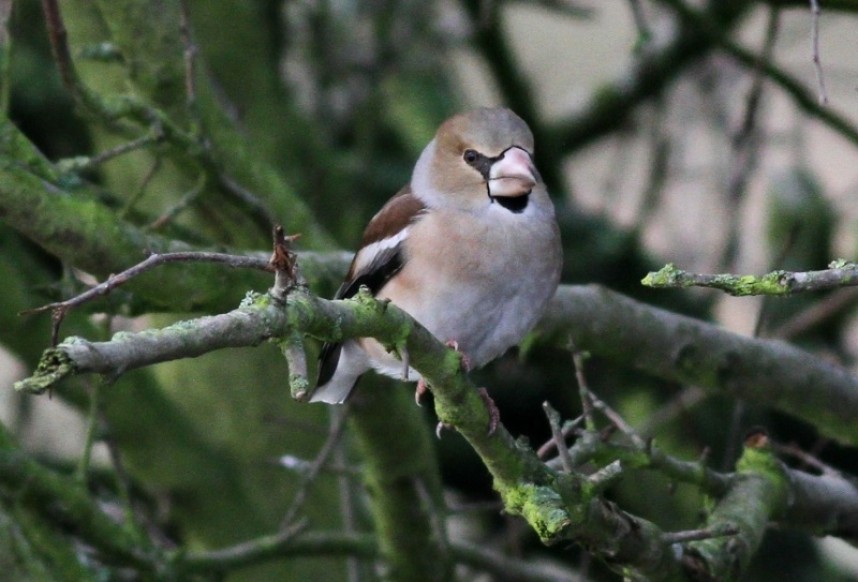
[478,387,500,436]
[435,421,453,439]
[415,378,429,406]
[445,339,471,372]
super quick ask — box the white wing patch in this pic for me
[352,227,410,276]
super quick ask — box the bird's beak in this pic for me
[488,147,537,197]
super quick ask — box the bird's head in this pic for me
[412,107,541,213]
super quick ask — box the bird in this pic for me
[309,107,562,417]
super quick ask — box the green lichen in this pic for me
[641,263,682,288]
[736,442,785,488]
[727,272,788,296]
[829,258,852,269]
[13,348,77,394]
[500,483,572,543]
[643,264,791,296]
[240,290,266,308]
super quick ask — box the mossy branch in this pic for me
[16,278,858,576]
[15,285,687,577]
[0,131,350,313]
[539,285,858,447]
[642,261,858,296]
[40,0,335,247]
[0,424,157,572]
[4,285,697,579]
[684,434,789,581]
[0,423,575,582]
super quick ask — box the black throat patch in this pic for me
[491,194,530,213]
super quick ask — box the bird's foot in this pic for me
[415,378,429,406]
[435,421,453,439]
[478,387,500,436]
[445,339,471,372]
[436,389,499,436]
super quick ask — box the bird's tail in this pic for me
[309,341,368,404]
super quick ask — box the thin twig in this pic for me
[721,6,779,271]
[280,407,350,528]
[809,0,828,105]
[661,524,739,544]
[634,104,670,230]
[769,287,858,340]
[536,415,584,459]
[147,175,206,230]
[568,342,646,448]
[101,417,153,544]
[21,252,272,345]
[219,174,278,232]
[586,460,623,494]
[275,454,360,477]
[627,0,652,51]
[771,440,841,478]
[59,131,164,178]
[269,225,301,300]
[120,157,162,220]
[333,407,362,582]
[585,388,647,450]
[542,402,574,472]
[569,342,594,430]
[178,0,198,110]
[40,0,78,97]
[76,379,103,482]
[656,0,858,148]
[77,128,164,171]
[636,386,707,437]
[185,519,309,570]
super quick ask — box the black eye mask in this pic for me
[463,146,532,214]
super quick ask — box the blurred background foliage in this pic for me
[2,0,858,580]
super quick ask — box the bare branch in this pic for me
[178,0,198,109]
[540,285,858,447]
[147,175,206,230]
[60,128,165,174]
[280,409,350,528]
[662,524,739,544]
[269,225,301,300]
[809,0,829,104]
[627,0,652,51]
[569,344,595,429]
[537,415,584,459]
[21,251,272,345]
[542,401,574,472]
[656,0,858,147]
[40,0,78,97]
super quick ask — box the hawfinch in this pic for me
[310,107,562,405]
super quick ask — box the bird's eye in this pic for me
[463,149,478,164]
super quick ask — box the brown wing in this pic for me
[316,186,426,389]
[333,186,426,300]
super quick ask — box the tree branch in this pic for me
[642,262,858,296]
[546,3,749,155]
[656,0,858,148]
[539,285,858,447]
[0,133,349,313]
[683,433,788,579]
[0,424,157,572]
[15,278,858,574]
